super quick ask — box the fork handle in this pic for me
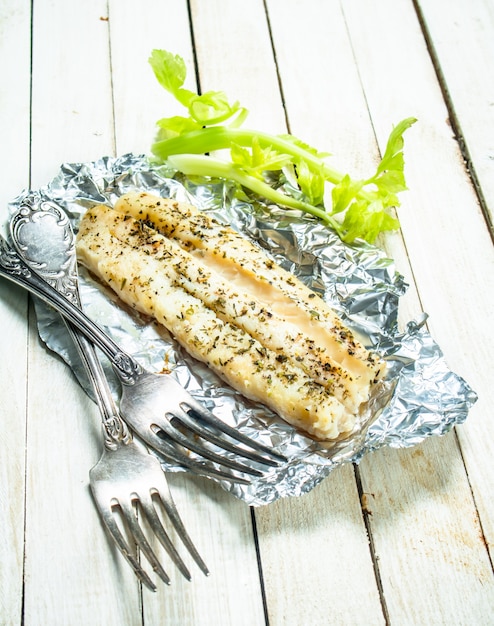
[0,235,142,385]
[66,322,132,448]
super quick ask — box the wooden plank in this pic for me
[191,0,286,134]
[190,1,386,624]
[0,284,27,626]
[143,473,267,625]
[108,2,267,624]
[255,464,387,625]
[24,313,141,625]
[109,0,198,156]
[416,0,494,228]
[23,1,142,623]
[0,1,31,624]
[338,0,494,621]
[30,0,115,188]
[7,1,491,624]
[358,436,494,625]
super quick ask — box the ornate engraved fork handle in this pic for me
[71,327,131,448]
[0,235,142,386]
[10,197,131,447]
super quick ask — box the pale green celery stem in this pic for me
[167,154,343,232]
[154,126,376,204]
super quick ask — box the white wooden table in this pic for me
[1,1,494,624]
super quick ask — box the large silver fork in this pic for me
[8,207,209,591]
[73,326,209,591]
[3,198,286,484]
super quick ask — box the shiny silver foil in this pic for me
[9,154,477,505]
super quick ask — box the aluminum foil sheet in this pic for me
[8,153,478,505]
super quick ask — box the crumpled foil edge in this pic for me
[8,153,478,505]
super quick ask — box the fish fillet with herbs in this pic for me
[76,191,386,440]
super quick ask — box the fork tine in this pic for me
[180,398,288,465]
[173,407,280,467]
[160,374,288,464]
[119,499,171,586]
[153,481,210,577]
[138,494,192,581]
[156,412,265,477]
[144,430,253,484]
[93,497,157,592]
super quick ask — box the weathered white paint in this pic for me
[0,0,493,623]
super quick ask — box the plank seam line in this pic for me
[262,0,291,134]
[186,0,202,96]
[105,0,117,157]
[251,508,270,626]
[21,3,35,623]
[411,0,494,244]
[21,316,31,626]
[338,0,430,328]
[453,430,494,575]
[412,0,494,574]
[87,2,147,613]
[354,466,390,626]
[337,0,445,360]
[27,0,33,190]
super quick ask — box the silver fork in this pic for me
[8,203,209,591]
[3,197,286,484]
[74,326,209,591]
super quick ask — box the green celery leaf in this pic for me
[251,138,292,172]
[148,49,195,108]
[377,117,416,173]
[189,91,245,126]
[230,143,253,170]
[149,49,186,92]
[155,115,201,139]
[230,138,291,180]
[331,174,365,215]
[373,169,406,197]
[295,160,325,206]
[342,200,400,243]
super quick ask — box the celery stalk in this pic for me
[167,154,344,234]
[149,49,416,244]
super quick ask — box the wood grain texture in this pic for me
[0,283,28,625]
[30,0,114,188]
[190,0,286,134]
[342,0,494,571]
[109,0,196,156]
[359,435,494,624]
[0,1,31,623]
[109,3,268,623]
[1,0,493,623]
[256,465,386,625]
[143,474,266,626]
[191,1,385,624]
[24,0,141,623]
[415,0,494,227]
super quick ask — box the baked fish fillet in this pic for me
[76,192,386,441]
